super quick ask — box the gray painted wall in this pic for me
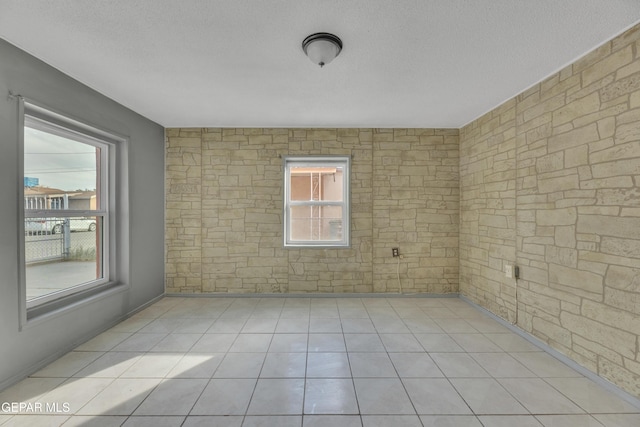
[0,38,165,389]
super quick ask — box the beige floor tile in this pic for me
[402,317,444,333]
[362,415,422,427]
[420,415,483,427]
[241,318,278,333]
[40,378,114,414]
[340,319,376,333]
[121,416,185,427]
[310,307,340,319]
[389,353,443,378]
[430,353,489,378]
[510,352,582,378]
[74,332,132,352]
[2,415,70,426]
[166,353,224,378]
[338,308,370,319]
[484,333,543,352]
[535,414,604,427]
[60,415,127,426]
[7,296,638,426]
[348,353,397,378]
[414,334,464,352]
[433,318,478,334]
[150,333,202,352]
[190,379,256,415]
[243,415,302,427]
[379,334,424,352]
[228,334,273,352]
[354,378,415,415]
[137,318,182,334]
[213,353,265,378]
[276,318,309,333]
[182,415,244,426]
[309,318,343,333]
[0,377,66,404]
[478,415,543,426]
[111,333,167,352]
[306,353,351,378]
[449,334,503,352]
[544,378,640,414]
[304,379,359,415]
[403,378,472,415]
[304,415,362,426]
[133,378,207,415]
[593,413,640,427]
[190,334,237,353]
[32,352,103,378]
[370,318,410,334]
[260,353,307,378]
[470,353,536,378]
[119,353,182,378]
[308,334,346,352]
[76,378,160,415]
[498,378,584,414]
[269,334,308,352]
[450,378,528,414]
[247,379,305,415]
[72,352,142,378]
[344,334,385,352]
[171,318,215,334]
[206,318,246,334]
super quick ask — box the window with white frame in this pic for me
[283,156,350,247]
[21,101,119,314]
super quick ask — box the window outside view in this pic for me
[290,166,344,242]
[24,125,103,303]
[284,157,350,247]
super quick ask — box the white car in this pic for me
[24,219,49,235]
[51,218,97,234]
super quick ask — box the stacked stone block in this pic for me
[165,128,202,293]
[373,129,459,293]
[460,100,517,322]
[286,129,374,293]
[461,24,640,397]
[166,128,459,295]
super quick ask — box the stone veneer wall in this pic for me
[460,24,640,397]
[460,99,517,322]
[166,128,459,294]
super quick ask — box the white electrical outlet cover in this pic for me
[505,265,513,278]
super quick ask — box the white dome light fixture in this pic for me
[302,32,343,67]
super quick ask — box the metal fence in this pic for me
[25,219,97,264]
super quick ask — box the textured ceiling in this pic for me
[1,0,640,128]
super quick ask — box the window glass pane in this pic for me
[23,123,104,303]
[24,126,99,210]
[290,166,343,202]
[290,206,343,242]
[24,216,103,301]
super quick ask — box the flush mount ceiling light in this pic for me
[302,32,343,67]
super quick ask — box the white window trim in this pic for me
[283,156,350,248]
[18,98,125,323]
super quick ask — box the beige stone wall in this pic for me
[166,128,459,294]
[461,24,640,397]
[373,129,459,293]
[460,99,517,322]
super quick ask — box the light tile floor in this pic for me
[1,297,639,426]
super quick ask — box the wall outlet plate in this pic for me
[392,247,399,257]
[505,265,513,278]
